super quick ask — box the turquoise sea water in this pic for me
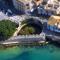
[0,44,60,60]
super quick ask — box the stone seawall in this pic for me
[0,33,46,45]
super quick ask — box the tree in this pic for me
[0,20,17,41]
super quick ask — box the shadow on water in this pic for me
[9,51,31,60]
[46,36,60,48]
[49,41,60,48]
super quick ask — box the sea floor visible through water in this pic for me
[0,44,60,60]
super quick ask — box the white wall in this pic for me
[12,0,18,9]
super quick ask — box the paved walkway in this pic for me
[0,12,9,20]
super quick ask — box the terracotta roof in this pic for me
[33,0,43,6]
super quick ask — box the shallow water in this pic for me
[0,44,60,60]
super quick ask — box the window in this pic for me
[54,5,59,9]
[48,4,53,7]
[26,4,29,6]
[26,4,30,9]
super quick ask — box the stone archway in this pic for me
[13,18,43,36]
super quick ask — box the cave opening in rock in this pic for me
[18,18,43,35]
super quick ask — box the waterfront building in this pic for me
[56,2,60,15]
[12,0,33,13]
[44,0,60,15]
[47,15,60,32]
[13,0,34,13]
[12,0,43,13]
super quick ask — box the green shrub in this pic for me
[18,25,36,35]
[0,20,17,40]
